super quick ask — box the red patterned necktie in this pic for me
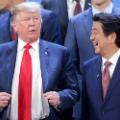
[18,44,32,120]
[102,61,112,98]
[74,0,81,15]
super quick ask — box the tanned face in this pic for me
[90,21,117,58]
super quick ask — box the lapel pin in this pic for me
[97,74,100,79]
[45,48,49,55]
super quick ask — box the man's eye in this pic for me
[22,18,30,21]
[33,17,39,21]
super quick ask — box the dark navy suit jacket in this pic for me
[65,6,120,119]
[41,0,91,41]
[82,55,120,120]
[65,6,120,73]
[0,9,62,44]
[0,40,79,120]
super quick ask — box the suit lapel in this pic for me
[83,8,93,36]
[40,41,49,92]
[104,56,120,103]
[94,56,103,103]
[6,41,17,93]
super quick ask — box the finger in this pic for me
[44,91,57,98]
[48,99,57,106]
[44,94,53,100]
[0,92,11,97]
[0,95,11,101]
[0,100,9,108]
[43,91,53,97]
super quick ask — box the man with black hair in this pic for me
[82,13,120,120]
[65,0,120,119]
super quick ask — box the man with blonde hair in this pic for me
[0,0,62,44]
[0,2,79,120]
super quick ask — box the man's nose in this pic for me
[29,18,35,24]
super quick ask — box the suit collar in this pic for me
[39,40,50,92]
[93,56,103,103]
[6,41,17,93]
[83,8,93,36]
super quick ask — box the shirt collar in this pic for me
[92,2,113,16]
[17,37,40,52]
[102,49,120,67]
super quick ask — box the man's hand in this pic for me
[44,91,61,107]
[0,92,11,108]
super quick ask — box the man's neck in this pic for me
[102,46,119,60]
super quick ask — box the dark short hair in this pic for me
[93,13,120,48]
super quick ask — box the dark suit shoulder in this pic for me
[0,9,11,16]
[41,0,57,6]
[0,41,16,52]
[41,9,56,17]
[41,40,68,51]
[70,8,92,22]
[83,55,101,67]
[41,9,59,24]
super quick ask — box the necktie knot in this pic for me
[24,43,32,50]
[104,61,112,68]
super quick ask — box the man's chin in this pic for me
[28,36,39,42]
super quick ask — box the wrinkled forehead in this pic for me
[17,11,40,19]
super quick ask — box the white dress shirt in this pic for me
[102,49,120,78]
[67,0,86,18]
[10,38,50,120]
[92,2,113,16]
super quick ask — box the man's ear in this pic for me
[109,32,117,43]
